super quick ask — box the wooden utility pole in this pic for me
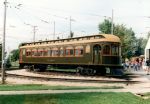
[1,0,7,84]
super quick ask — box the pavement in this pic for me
[0,88,149,95]
[128,68,150,80]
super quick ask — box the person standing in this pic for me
[146,58,150,75]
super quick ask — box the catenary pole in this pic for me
[33,26,37,42]
[70,16,71,37]
[53,21,55,40]
[111,9,114,35]
[1,0,7,84]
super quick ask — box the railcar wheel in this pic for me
[25,65,33,72]
[87,68,96,76]
[77,67,84,75]
[77,67,95,76]
[38,65,47,72]
[33,68,41,72]
[33,65,47,72]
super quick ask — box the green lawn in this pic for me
[0,92,149,104]
[0,84,123,91]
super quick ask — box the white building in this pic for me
[145,37,150,60]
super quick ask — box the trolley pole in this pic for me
[1,0,7,84]
[69,16,72,37]
[33,26,37,42]
[111,9,114,35]
[53,21,55,40]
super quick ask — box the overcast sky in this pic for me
[0,0,150,52]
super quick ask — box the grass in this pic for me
[11,61,19,68]
[0,84,123,91]
[144,93,150,96]
[0,92,149,104]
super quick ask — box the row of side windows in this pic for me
[24,44,119,57]
[26,48,84,57]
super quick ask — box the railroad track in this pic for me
[4,73,140,84]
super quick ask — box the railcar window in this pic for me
[43,48,48,56]
[119,46,121,56]
[65,49,74,56]
[26,49,31,56]
[75,46,84,56]
[60,49,64,56]
[48,49,51,56]
[70,49,74,55]
[37,49,43,56]
[111,45,119,55]
[103,45,110,55]
[52,50,59,56]
[31,49,37,56]
[86,45,90,53]
[31,50,34,56]
[22,49,26,55]
[75,49,83,56]
[75,50,78,56]
[65,50,70,56]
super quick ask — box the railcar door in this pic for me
[19,49,23,63]
[93,44,101,64]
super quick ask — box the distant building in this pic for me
[145,37,150,60]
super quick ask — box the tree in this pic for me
[0,44,2,62]
[147,32,150,39]
[98,19,112,34]
[10,49,19,62]
[5,56,11,68]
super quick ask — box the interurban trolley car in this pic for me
[19,34,123,75]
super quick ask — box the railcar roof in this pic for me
[20,34,121,48]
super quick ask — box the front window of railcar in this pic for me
[103,45,110,55]
[111,44,119,55]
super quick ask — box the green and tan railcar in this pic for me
[19,34,123,75]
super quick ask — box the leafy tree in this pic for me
[98,19,112,34]
[0,44,2,62]
[5,56,11,68]
[147,32,150,38]
[134,37,147,56]
[10,49,19,62]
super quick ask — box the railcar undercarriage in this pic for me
[19,63,124,76]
